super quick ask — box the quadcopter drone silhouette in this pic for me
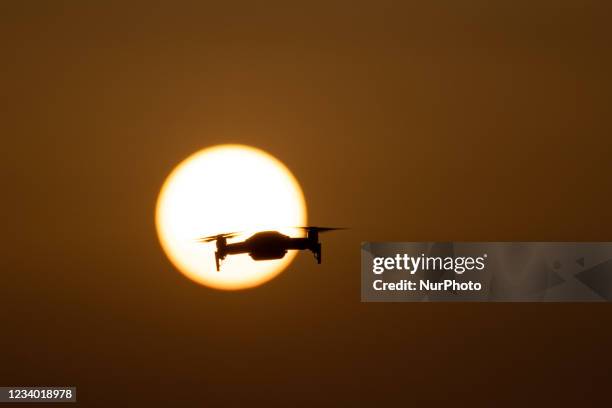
[196,227,345,271]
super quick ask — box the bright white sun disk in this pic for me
[156,144,307,290]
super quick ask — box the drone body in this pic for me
[198,227,343,271]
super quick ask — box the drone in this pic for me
[197,227,345,271]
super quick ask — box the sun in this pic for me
[155,144,307,290]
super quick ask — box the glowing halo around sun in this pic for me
[155,144,307,290]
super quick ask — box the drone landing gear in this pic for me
[314,243,322,264]
[215,252,221,271]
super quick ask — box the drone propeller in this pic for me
[195,232,241,243]
[293,226,347,233]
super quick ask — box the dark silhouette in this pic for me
[197,227,345,271]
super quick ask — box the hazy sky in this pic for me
[2,2,612,405]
